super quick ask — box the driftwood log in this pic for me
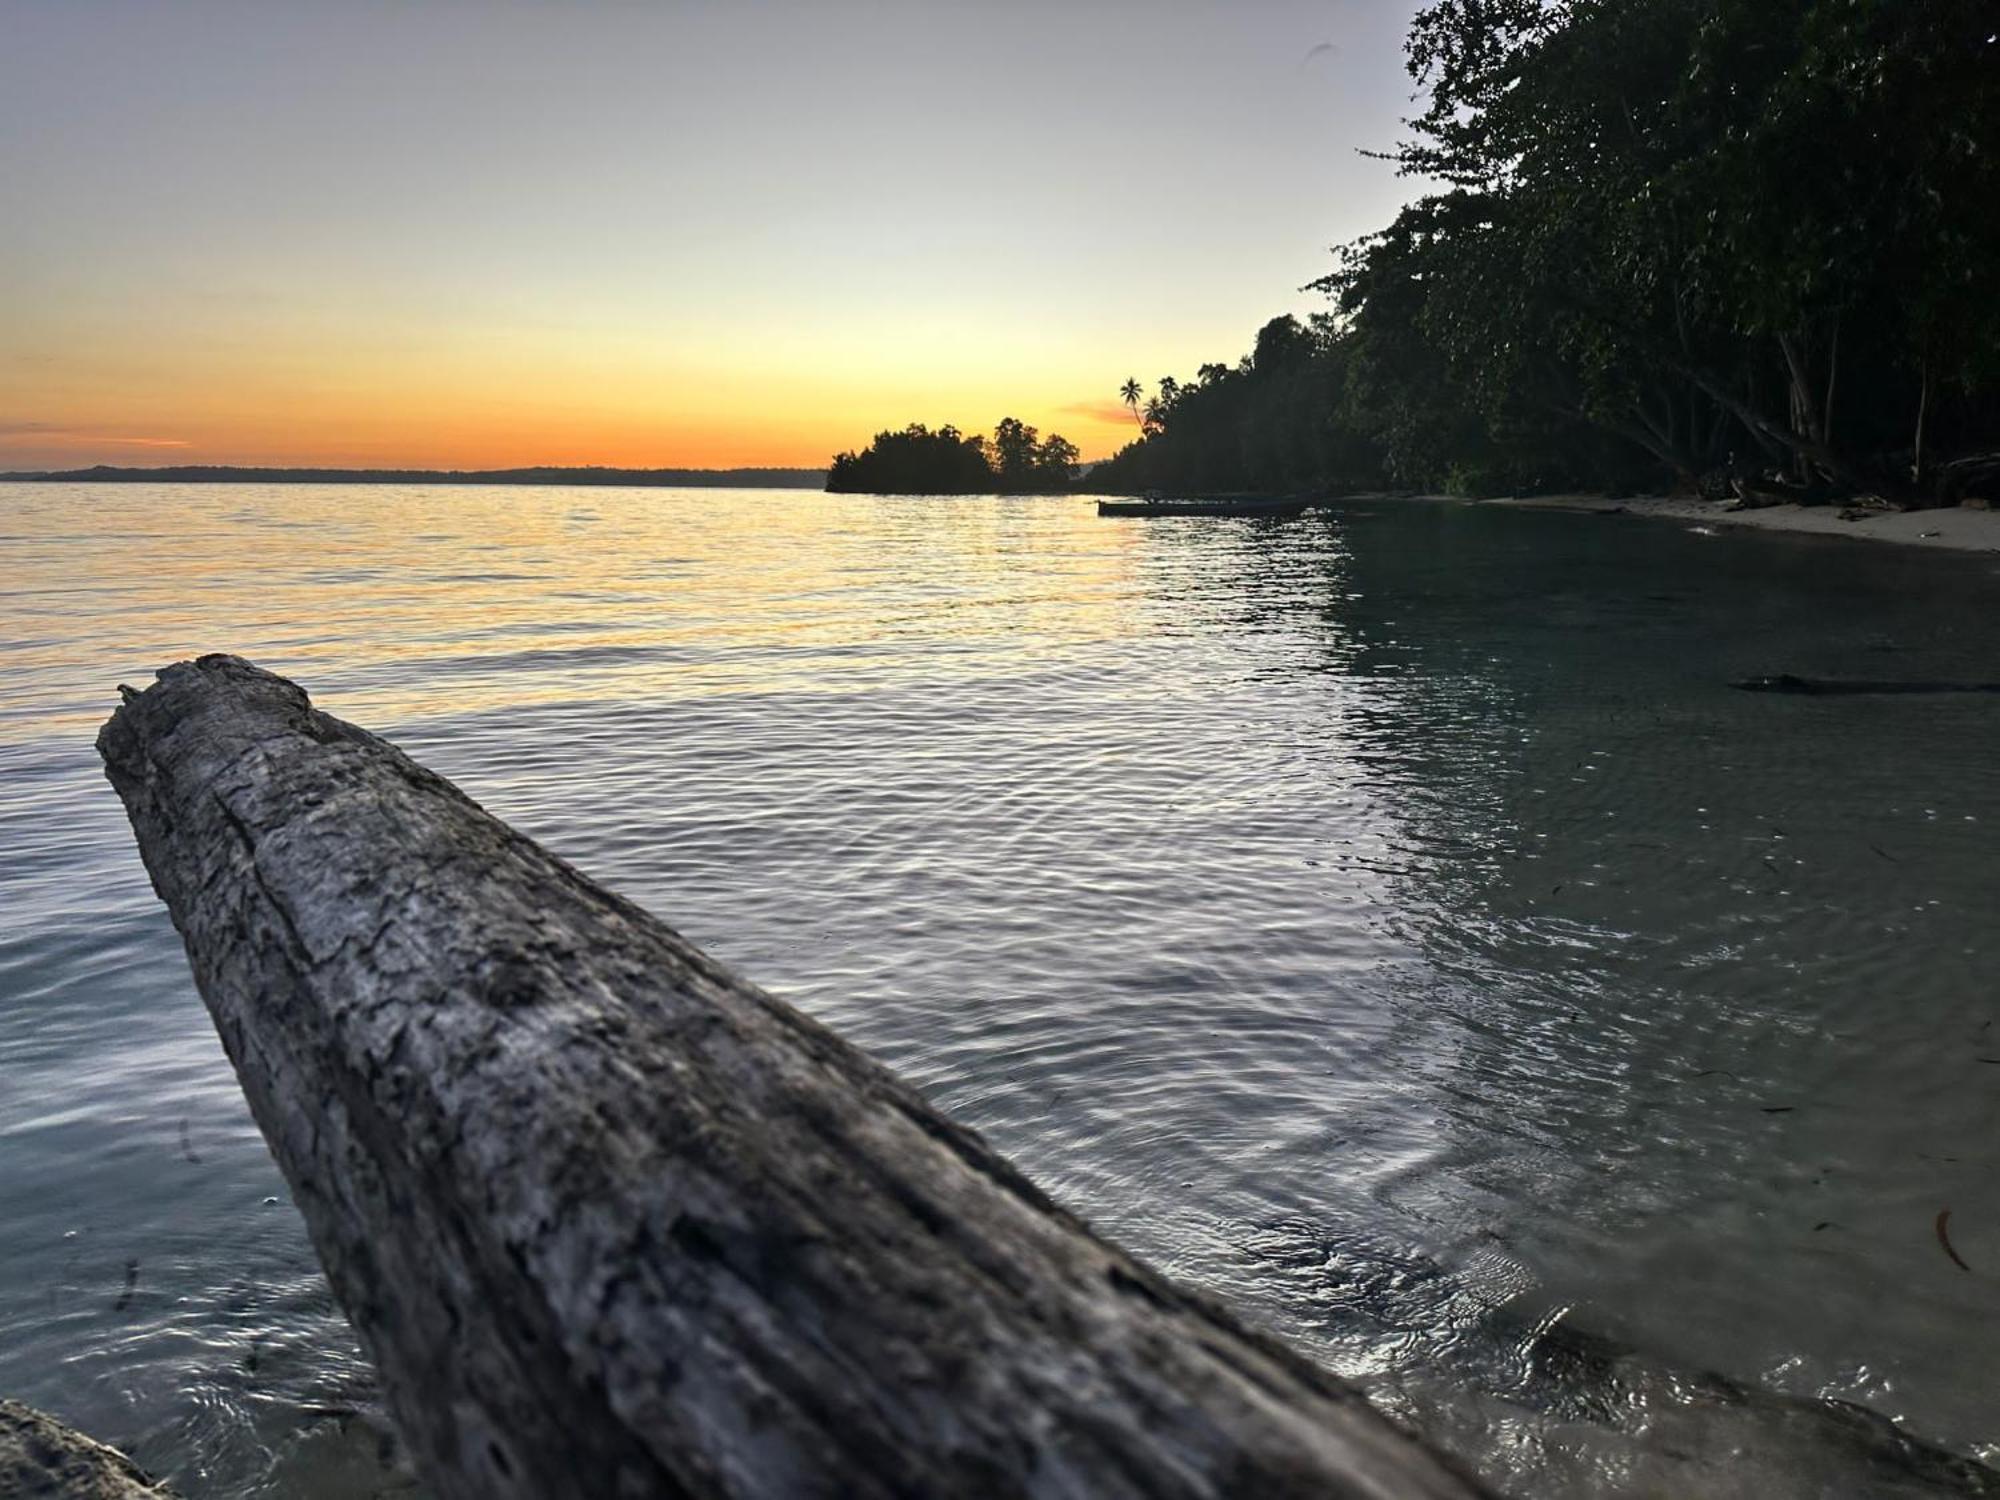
[98,656,1492,1500]
[0,1401,174,1499]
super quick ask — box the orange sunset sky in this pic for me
[3,2,1426,472]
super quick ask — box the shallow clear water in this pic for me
[2,483,1998,1497]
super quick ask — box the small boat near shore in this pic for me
[1096,492,1318,519]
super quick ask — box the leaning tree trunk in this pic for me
[1914,357,1933,491]
[97,656,1493,1500]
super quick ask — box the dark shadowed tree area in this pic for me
[1095,0,2000,504]
[1090,317,1387,496]
[826,420,1078,494]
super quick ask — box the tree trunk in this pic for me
[1627,396,1690,478]
[1777,332,1819,484]
[1914,358,1932,489]
[1777,333,1823,446]
[1701,385,1733,469]
[1667,354,1864,493]
[96,656,1493,1500]
[1738,361,1782,464]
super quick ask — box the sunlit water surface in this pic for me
[3,483,1998,1497]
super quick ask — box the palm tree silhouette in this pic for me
[1119,378,1145,433]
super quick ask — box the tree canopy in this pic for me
[826,421,1078,495]
[1096,0,2000,501]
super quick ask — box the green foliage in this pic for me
[1101,1,2000,500]
[1364,0,2000,488]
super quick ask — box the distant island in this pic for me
[0,464,826,488]
[826,419,1078,495]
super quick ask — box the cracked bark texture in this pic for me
[0,1401,174,1499]
[97,655,1494,1500]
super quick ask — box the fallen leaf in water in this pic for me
[1937,1209,1972,1273]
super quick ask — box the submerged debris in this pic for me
[112,1258,139,1312]
[1936,1210,1972,1274]
[1732,674,2000,695]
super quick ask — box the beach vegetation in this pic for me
[1093,0,2000,503]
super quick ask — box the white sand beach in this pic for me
[1479,493,2000,554]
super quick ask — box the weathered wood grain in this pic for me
[98,654,1494,1500]
[0,1401,174,1499]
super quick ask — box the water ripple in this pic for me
[1,485,1997,1495]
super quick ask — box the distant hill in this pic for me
[0,464,827,488]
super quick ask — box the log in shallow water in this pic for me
[97,655,1491,1500]
[0,1401,175,1498]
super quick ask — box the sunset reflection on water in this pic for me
[5,484,2000,1497]
[2,485,1153,743]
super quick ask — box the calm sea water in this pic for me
[2,483,1998,1497]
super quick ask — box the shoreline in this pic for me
[1460,492,2000,555]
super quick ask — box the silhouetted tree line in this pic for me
[1097,0,2000,504]
[826,420,1079,494]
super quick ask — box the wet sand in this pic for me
[1476,494,2000,553]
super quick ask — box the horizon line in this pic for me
[1,457,1117,484]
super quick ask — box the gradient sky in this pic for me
[1,1,1427,470]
